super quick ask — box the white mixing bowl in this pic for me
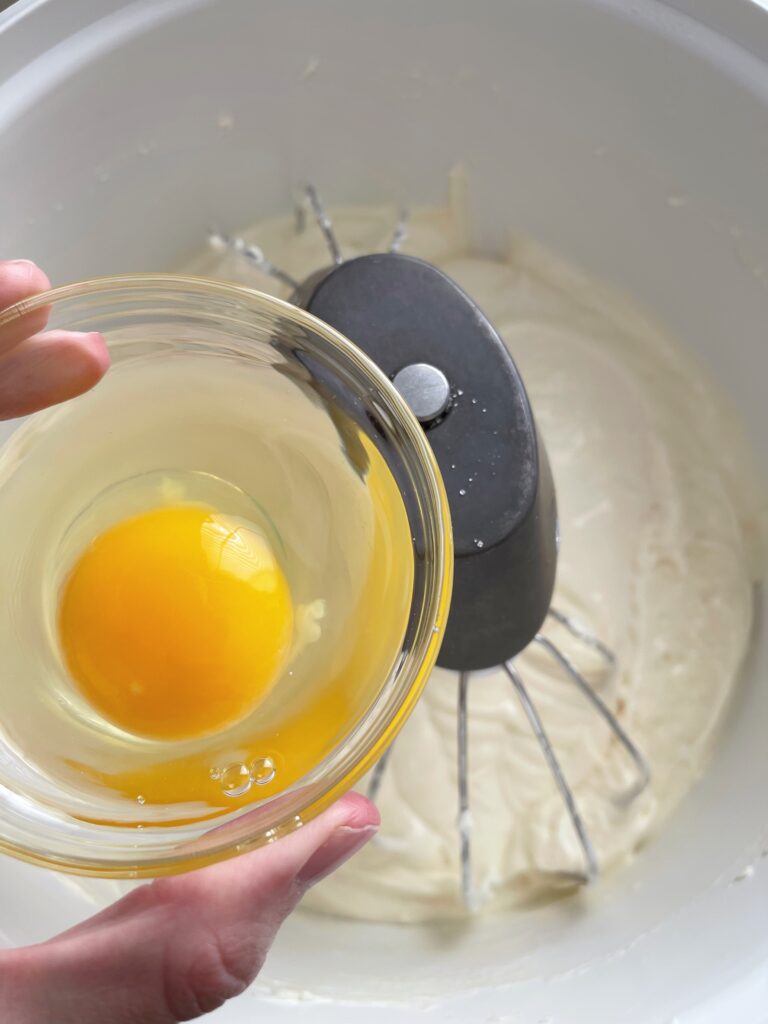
[1,2,767,1021]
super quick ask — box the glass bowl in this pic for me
[0,274,453,878]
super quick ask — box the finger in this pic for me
[1,793,378,1024]
[0,260,52,355]
[0,330,110,420]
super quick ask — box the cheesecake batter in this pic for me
[189,181,765,922]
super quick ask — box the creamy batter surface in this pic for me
[189,180,765,922]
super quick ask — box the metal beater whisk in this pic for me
[209,188,651,910]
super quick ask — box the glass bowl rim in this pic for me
[0,273,454,877]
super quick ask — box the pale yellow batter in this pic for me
[190,181,765,922]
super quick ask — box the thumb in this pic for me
[0,793,378,1023]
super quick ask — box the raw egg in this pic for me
[58,504,294,740]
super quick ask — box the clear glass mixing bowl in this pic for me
[0,275,453,878]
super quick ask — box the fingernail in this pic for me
[296,823,378,889]
[5,259,36,269]
[85,332,111,373]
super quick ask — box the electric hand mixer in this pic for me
[210,188,651,910]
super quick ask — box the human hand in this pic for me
[0,793,377,1023]
[0,260,380,1022]
[0,259,109,419]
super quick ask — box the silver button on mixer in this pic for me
[392,362,452,425]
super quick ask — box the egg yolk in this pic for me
[58,505,294,741]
